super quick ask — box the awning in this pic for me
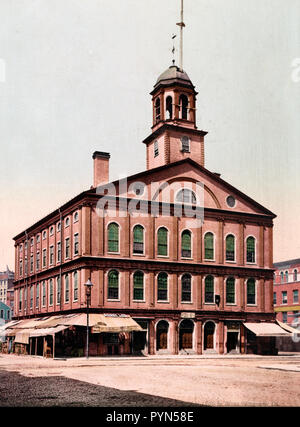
[15,329,36,344]
[29,325,69,338]
[243,322,292,337]
[276,320,300,334]
[91,314,143,333]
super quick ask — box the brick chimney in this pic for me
[92,151,110,188]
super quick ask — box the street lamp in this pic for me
[84,278,93,359]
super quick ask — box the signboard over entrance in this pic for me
[181,312,195,319]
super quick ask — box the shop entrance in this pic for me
[227,332,239,353]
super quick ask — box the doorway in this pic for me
[156,320,169,351]
[227,332,239,353]
[204,321,215,350]
[179,319,194,350]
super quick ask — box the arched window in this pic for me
[205,275,214,303]
[155,98,161,122]
[133,271,144,301]
[108,222,119,253]
[226,277,235,304]
[166,96,173,119]
[204,232,214,260]
[247,278,256,305]
[133,225,144,255]
[157,227,168,256]
[280,271,284,283]
[181,136,190,152]
[108,270,119,300]
[181,230,191,258]
[294,269,298,282]
[157,272,168,301]
[225,234,235,261]
[181,274,192,302]
[246,236,255,263]
[285,271,289,283]
[176,189,196,204]
[179,94,188,119]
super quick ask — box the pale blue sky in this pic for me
[0,0,299,269]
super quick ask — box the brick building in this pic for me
[6,62,291,357]
[273,259,300,325]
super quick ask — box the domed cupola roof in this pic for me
[153,65,195,92]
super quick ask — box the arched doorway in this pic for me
[204,321,215,350]
[156,320,169,351]
[179,319,194,351]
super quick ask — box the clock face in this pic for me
[226,195,236,208]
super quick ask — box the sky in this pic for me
[0,0,299,270]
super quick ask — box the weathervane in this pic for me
[171,34,176,65]
[176,0,185,71]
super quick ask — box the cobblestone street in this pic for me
[0,353,299,407]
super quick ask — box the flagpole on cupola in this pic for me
[176,0,185,71]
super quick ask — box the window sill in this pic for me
[133,300,145,303]
[181,257,193,261]
[107,299,120,302]
[133,253,145,257]
[157,300,169,304]
[181,301,193,304]
[107,252,120,255]
[204,259,215,262]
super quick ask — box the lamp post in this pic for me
[84,278,93,359]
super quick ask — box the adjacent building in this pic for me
[6,61,290,357]
[273,259,300,325]
[0,267,14,316]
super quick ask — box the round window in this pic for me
[226,195,236,208]
[132,182,145,196]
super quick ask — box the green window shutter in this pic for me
[158,227,168,256]
[205,275,214,303]
[157,272,168,300]
[133,225,144,254]
[181,230,191,257]
[133,225,143,243]
[247,278,256,304]
[246,237,255,262]
[108,270,119,299]
[133,271,144,300]
[108,223,119,252]
[226,277,235,304]
[204,233,214,260]
[226,235,235,261]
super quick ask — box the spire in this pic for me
[176,0,185,71]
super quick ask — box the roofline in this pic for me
[142,124,208,145]
[13,157,276,242]
[273,258,300,268]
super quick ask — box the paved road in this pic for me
[0,354,299,407]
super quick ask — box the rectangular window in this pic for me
[36,252,40,271]
[30,286,33,309]
[56,277,61,305]
[282,312,287,323]
[49,246,54,265]
[49,279,53,306]
[30,255,34,273]
[74,233,79,255]
[19,288,22,311]
[36,283,40,309]
[57,242,61,263]
[73,272,78,301]
[19,260,23,276]
[282,291,287,304]
[65,238,70,259]
[293,290,299,304]
[42,249,47,268]
[65,275,69,303]
[273,292,277,305]
[42,281,46,307]
[154,140,159,157]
